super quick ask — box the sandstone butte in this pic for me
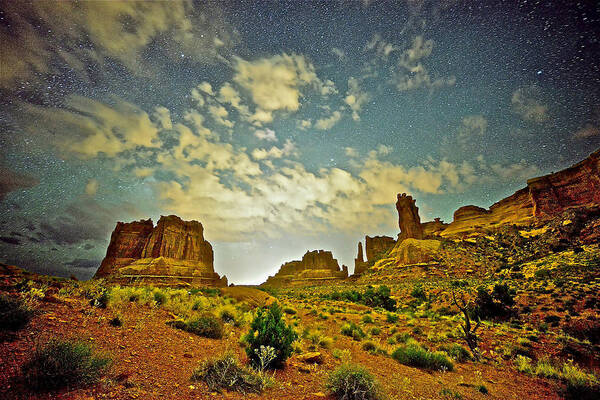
[354,148,600,274]
[262,250,348,287]
[95,215,227,287]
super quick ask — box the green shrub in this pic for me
[362,315,374,324]
[362,341,377,353]
[22,339,110,390]
[341,322,365,341]
[244,303,297,368]
[515,355,533,374]
[439,344,472,362]
[153,290,167,306]
[326,363,383,400]
[283,307,297,315]
[362,285,396,311]
[0,294,34,331]
[191,353,266,394]
[386,312,399,323]
[394,332,411,343]
[370,327,381,336]
[392,342,454,371]
[186,315,224,339]
[411,284,427,301]
[169,315,224,339]
[561,361,599,400]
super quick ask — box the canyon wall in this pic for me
[441,149,600,237]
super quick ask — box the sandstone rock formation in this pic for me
[263,250,348,286]
[396,193,424,240]
[421,217,448,236]
[96,215,227,287]
[384,238,441,266]
[440,149,600,237]
[354,235,396,275]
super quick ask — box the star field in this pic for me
[0,0,599,284]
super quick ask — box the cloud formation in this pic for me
[511,86,549,123]
[0,167,39,201]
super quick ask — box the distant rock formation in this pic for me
[421,217,448,236]
[263,250,348,286]
[396,193,424,240]
[440,149,600,237]
[96,215,227,287]
[354,235,395,275]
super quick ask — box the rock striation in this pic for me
[396,193,424,240]
[96,215,227,287]
[263,250,348,287]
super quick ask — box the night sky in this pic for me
[1,0,599,284]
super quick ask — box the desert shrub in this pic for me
[362,285,396,311]
[473,283,515,320]
[370,327,381,336]
[395,332,411,344]
[217,305,237,323]
[283,307,297,315]
[109,316,122,327]
[362,341,378,353]
[0,294,34,331]
[341,322,366,341]
[562,318,600,344]
[186,315,224,339]
[244,303,297,368]
[325,286,395,311]
[326,363,383,400]
[562,361,600,400]
[153,290,167,306]
[386,312,399,323]
[440,387,463,399]
[362,315,374,324]
[169,314,224,339]
[22,339,110,390]
[392,342,454,371]
[515,355,533,374]
[411,284,427,302]
[191,353,267,394]
[305,330,333,349]
[439,343,472,362]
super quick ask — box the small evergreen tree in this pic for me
[244,303,297,368]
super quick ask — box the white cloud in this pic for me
[254,128,277,141]
[251,139,297,160]
[315,111,343,130]
[511,86,549,123]
[392,35,456,91]
[208,104,234,128]
[153,106,173,130]
[331,47,346,62]
[197,81,214,96]
[366,34,398,59]
[85,179,98,196]
[344,77,370,121]
[345,147,358,157]
[298,119,312,130]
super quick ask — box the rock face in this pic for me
[96,215,226,287]
[384,238,441,265]
[440,149,600,237]
[263,250,348,286]
[396,193,424,240]
[421,217,448,236]
[354,236,396,275]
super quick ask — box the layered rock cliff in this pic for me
[96,215,226,287]
[263,250,348,286]
[441,149,600,237]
